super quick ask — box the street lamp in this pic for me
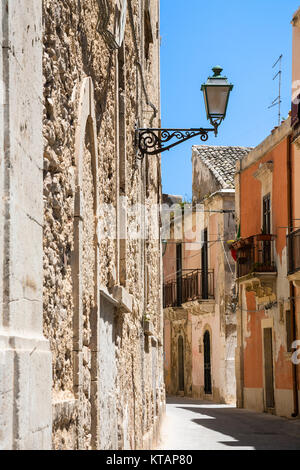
[201,66,233,132]
[136,66,233,158]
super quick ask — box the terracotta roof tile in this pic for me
[193,145,253,189]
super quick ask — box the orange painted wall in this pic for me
[240,137,294,393]
[292,21,300,393]
[240,138,289,262]
[243,292,264,388]
[275,346,294,390]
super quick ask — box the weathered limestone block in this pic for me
[0,0,52,450]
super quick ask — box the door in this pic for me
[178,336,184,392]
[263,194,271,264]
[99,296,118,449]
[152,340,157,417]
[201,229,208,299]
[263,194,271,234]
[263,328,275,409]
[204,330,212,395]
[176,243,182,306]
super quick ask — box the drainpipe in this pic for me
[237,160,244,408]
[287,134,299,417]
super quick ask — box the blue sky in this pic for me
[160,0,300,200]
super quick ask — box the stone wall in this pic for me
[42,0,164,450]
[0,0,52,450]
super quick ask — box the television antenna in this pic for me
[268,54,283,126]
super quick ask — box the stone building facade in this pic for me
[0,0,165,450]
[163,146,251,404]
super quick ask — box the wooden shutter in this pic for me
[292,93,300,128]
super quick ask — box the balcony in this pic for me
[232,234,277,279]
[287,229,300,275]
[163,269,214,308]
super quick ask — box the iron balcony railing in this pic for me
[163,269,214,308]
[287,228,300,275]
[232,234,277,279]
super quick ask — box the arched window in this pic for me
[118,42,127,286]
[73,78,99,448]
[203,331,212,395]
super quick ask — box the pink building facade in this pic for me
[163,146,251,403]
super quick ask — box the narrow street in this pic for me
[157,397,300,450]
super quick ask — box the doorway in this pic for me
[263,327,275,410]
[204,330,212,395]
[176,243,182,306]
[262,194,271,264]
[178,335,184,392]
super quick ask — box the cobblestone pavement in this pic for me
[157,397,300,450]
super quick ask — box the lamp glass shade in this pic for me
[201,67,233,122]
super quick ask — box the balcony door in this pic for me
[201,229,208,299]
[176,243,182,306]
[263,194,271,265]
[263,193,271,234]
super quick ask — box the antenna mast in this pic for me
[268,54,283,126]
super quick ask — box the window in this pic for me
[118,44,126,196]
[176,243,182,306]
[201,229,208,300]
[118,43,127,286]
[144,0,153,61]
[263,194,271,234]
[262,194,271,265]
[292,93,300,128]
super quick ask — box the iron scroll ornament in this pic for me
[135,125,219,159]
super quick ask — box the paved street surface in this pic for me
[157,397,300,450]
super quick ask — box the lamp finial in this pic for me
[212,66,223,77]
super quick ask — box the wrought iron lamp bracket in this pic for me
[135,119,221,159]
